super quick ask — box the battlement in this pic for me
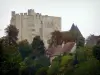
[45,15,48,16]
[11,12,25,16]
[24,13,27,15]
[11,9,34,16]
[11,9,61,19]
[16,14,20,16]
[20,13,23,15]
[28,9,34,15]
[11,11,15,16]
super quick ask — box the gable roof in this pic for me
[62,42,75,53]
[70,23,83,38]
[46,42,76,57]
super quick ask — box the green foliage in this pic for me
[0,61,20,75]
[7,53,22,63]
[47,55,73,75]
[0,37,18,55]
[47,60,60,75]
[18,40,32,60]
[50,31,62,47]
[72,58,100,75]
[93,44,100,61]
[77,37,85,48]
[34,55,50,67]
[23,57,34,66]
[5,25,18,40]
[60,55,73,66]
[76,47,87,63]
[53,55,62,62]
[0,29,20,75]
[35,67,49,75]
[0,52,22,75]
[59,55,73,75]
[31,36,45,56]
[1,23,100,75]
[47,56,61,75]
[19,61,27,70]
[3,44,18,54]
[19,57,37,75]
[84,46,94,60]
[0,39,5,62]
[5,25,19,46]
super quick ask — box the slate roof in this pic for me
[70,23,83,38]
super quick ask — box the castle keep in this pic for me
[10,9,61,47]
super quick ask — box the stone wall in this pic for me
[10,9,61,48]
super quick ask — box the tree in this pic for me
[0,25,22,75]
[0,47,22,75]
[93,38,100,61]
[59,55,74,75]
[18,40,32,60]
[0,38,4,62]
[20,56,37,75]
[84,46,94,60]
[75,47,87,63]
[1,37,18,55]
[47,55,74,75]
[35,67,49,75]
[34,55,50,67]
[31,36,45,57]
[76,37,85,48]
[5,25,18,45]
[0,37,22,74]
[48,31,63,47]
[72,58,100,75]
[61,31,75,43]
[47,59,60,75]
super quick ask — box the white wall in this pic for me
[10,9,61,47]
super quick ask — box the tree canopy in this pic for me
[93,38,100,61]
[31,36,45,57]
[5,25,19,45]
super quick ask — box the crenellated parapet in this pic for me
[11,11,15,16]
[28,9,34,15]
[11,9,61,19]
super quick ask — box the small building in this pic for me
[86,35,100,47]
[46,42,76,63]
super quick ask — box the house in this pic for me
[48,23,84,48]
[46,23,84,63]
[86,35,100,47]
[46,42,76,63]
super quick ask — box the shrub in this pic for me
[72,58,100,75]
[35,67,49,75]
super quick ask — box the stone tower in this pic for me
[10,9,61,48]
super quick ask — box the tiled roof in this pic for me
[62,42,75,53]
[46,42,75,57]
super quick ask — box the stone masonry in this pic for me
[10,9,61,48]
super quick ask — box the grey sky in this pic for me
[0,0,100,38]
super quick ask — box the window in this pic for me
[28,23,35,27]
[46,22,53,28]
[31,24,35,26]
[32,29,35,31]
[41,21,43,24]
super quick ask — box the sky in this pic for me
[0,0,100,38]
